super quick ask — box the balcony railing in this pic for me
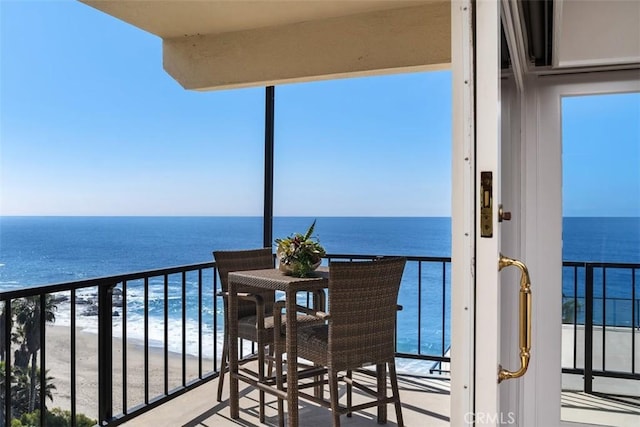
[1,261,218,427]
[2,257,637,426]
[0,254,450,427]
[561,261,640,394]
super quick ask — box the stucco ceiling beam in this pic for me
[162,3,451,91]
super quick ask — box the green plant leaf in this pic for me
[303,219,316,241]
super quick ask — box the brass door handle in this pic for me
[498,254,532,383]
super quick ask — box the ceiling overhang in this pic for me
[553,0,640,69]
[79,0,639,88]
[502,0,640,75]
[80,0,451,91]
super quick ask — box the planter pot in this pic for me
[277,251,321,277]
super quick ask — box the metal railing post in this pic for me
[584,265,594,394]
[39,294,46,427]
[3,300,12,427]
[98,284,115,425]
[632,270,637,375]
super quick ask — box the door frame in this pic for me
[450,0,475,423]
[452,0,640,423]
[526,69,640,427]
[473,0,504,423]
[451,0,518,425]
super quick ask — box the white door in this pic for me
[475,0,531,425]
[451,1,530,425]
[453,2,639,426]
[530,71,640,427]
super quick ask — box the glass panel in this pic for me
[561,92,640,425]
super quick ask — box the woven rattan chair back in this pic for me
[214,248,275,319]
[327,257,406,371]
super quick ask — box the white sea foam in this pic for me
[53,317,439,376]
[52,302,440,375]
[52,298,254,362]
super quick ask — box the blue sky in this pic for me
[1,1,638,217]
[563,93,640,216]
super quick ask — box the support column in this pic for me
[263,86,275,249]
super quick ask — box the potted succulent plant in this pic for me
[275,220,326,277]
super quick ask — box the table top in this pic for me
[228,266,329,292]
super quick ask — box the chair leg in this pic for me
[258,341,266,423]
[275,343,285,427]
[268,344,274,377]
[328,368,341,427]
[377,363,387,424]
[313,363,324,400]
[217,332,229,402]
[388,362,404,427]
[346,370,352,417]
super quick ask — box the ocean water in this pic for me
[0,216,638,371]
[562,217,640,327]
[0,216,451,287]
[563,217,640,264]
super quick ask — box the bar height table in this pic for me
[227,267,329,426]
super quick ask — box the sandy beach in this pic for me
[44,324,215,420]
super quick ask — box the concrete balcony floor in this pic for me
[117,362,640,427]
[120,366,451,427]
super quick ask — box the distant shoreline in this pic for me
[45,324,214,420]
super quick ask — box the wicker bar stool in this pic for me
[213,248,275,423]
[275,257,406,427]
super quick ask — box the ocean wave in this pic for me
[52,299,443,375]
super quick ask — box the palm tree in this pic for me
[13,296,57,412]
[0,305,5,363]
[11,366,56,418]
[562,293,583,324]
[0,303,10,363]
[0,361,11,425]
